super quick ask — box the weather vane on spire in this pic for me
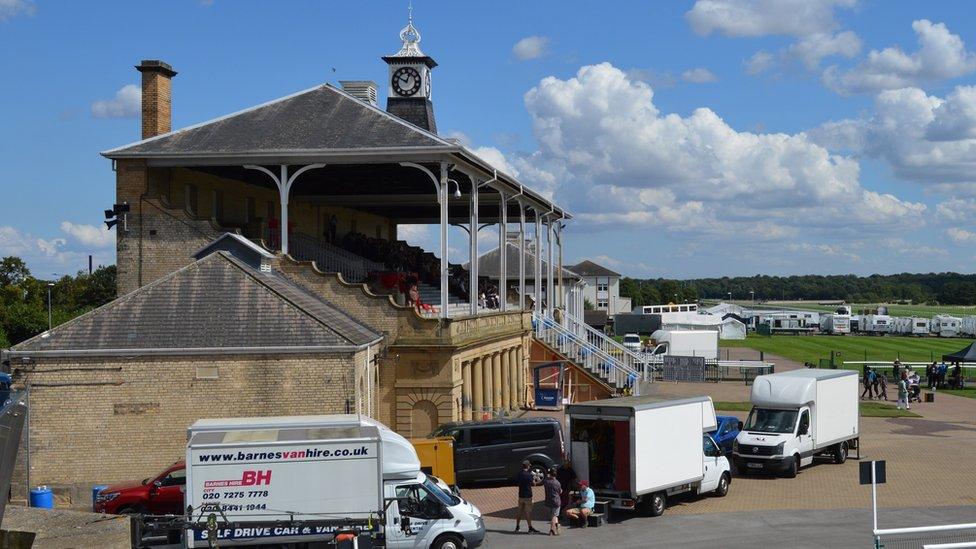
[393,1,425,57]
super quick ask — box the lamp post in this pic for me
[727,291,732,302]
[750,290,755,302]
[46,282,54,331]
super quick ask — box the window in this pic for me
[211,189,224,221]
[160,468,186,487]
[184,184,198,215]
[394,483,444,519]
[720,421,735,436]
[244,197,255,224]
[597,300,608,309]
[469,426,510,447]
[798,410,810,435]
[510,423,555,443]
[702,435,719,457]
[597,277,609,292]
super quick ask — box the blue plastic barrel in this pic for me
[29,486,53,509]
[92,485,109,511]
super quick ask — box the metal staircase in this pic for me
[533,312,649,393]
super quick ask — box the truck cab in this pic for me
[733,405,813,477]
[384,472,484,549]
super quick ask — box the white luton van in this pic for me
[184,415,484,548]
[733,370,859,478]
[565,395,730,518]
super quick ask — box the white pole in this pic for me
[518,200,526,310]
[499,192,507,312]
[279,164,289,255]
[872,461,878,545]
[469,180,478,316]
[439,163,449,319]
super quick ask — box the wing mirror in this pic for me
[737,421,743,431]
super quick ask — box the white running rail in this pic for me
[533,312,642,391]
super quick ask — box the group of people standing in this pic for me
[516,459,595,536]
[926,361,964,390]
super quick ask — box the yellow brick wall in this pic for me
[11,351,369,503]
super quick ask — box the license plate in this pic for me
[746,463,762,469]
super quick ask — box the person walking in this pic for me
[892,360,902,385]
[861,368,875,400]
[515,460,540,533]
[926,362,936,390]
[542,468,562,536]
[938,361,949,389]
[896,371,910,410]
[875,372,888,401]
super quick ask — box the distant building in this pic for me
[568,260,631,317]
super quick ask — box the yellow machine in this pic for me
[411,436,456,487]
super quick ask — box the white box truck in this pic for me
[733,370,859,478]
[648,329,719,360]
[185,415,484,548]
[565,395,730,518]
[821,313,850,335]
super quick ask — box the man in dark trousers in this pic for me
[515,460,540,533]
[555,458,578,515]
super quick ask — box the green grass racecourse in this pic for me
[721,334,972,367]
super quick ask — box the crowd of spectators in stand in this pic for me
[341,231,472,305]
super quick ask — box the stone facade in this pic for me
[9,350,372,504]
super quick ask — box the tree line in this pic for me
[620,272,976,307]
[0,256,116,347]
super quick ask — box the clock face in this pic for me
[392,66,422,97]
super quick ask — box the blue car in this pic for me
[711,415,742,456]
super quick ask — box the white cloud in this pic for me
[811,85,976,188]
[823,20,976,95]
[513,36,549,61]
[946,227,976,244]
[681,68,718,83]
[59,222,114,248]
[0,225,112,279]
[786,242,861,262]
[0,0,34,21]
[686,0,855,38]
[937,198,976,222]
[517,63,924,239]
[745,51,775,75]
[91,84,141,119]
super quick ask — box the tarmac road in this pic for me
[484,505,976,548]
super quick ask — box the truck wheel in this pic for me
[648,492,666,517]
[833,441,848,464]
[785,456,799,478]
[116,505,144,515]
[432,534,464,549]
[714,473,730,497]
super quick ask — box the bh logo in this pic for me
[241,470,272,486]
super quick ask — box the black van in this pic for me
[431,417,564,486]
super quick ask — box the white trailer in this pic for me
[932,315,962,338]
[733,370,859,478]
[906,317,930,336]
[566,395,730,517]
[185,415,484,548]
[861,314,893,335]
[821,314,851,335]
[648,329,719,360]
[961,316,976,337]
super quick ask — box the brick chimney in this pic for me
[136,60,177,139]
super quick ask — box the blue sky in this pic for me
[2,0,976,279]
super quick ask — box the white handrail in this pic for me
[533,312,642,391]
[876,522,976,536]
[563,311,648,376]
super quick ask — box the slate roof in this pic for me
[465,242,580,281]
[568,260,621,278]
[10,252,380,354]
[102,84,452,158]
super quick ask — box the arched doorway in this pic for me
[411,400,439,437]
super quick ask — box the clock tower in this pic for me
[382,9,438,133]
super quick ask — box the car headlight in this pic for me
[732,439,739,452]
[774,442,785,455]
[96,492,120,503]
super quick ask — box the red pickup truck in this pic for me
[94,460,185,515]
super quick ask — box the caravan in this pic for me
[932,315,962,338]
[821,314,850,335]
[861,315,893,335]
[905,317,930,336]
[961,316,976,337]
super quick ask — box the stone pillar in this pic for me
[501,350,511,410]
[517,344,525,406]
[482,355,493,416]
[509,347,519,410]
[492,352,502,411]
[472,357,483,418]
[462,360,473,421]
